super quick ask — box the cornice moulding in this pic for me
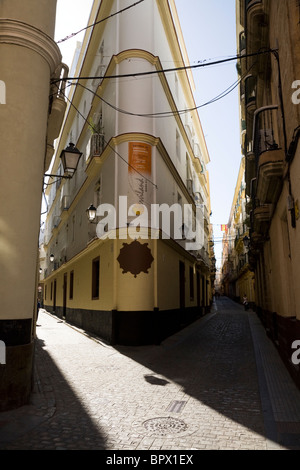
[0,19,61,73]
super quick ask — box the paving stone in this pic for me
[1,298,300,450]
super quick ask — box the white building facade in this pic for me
[41,0,212,345]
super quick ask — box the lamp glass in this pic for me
[86,204,97,222]
[60,143,82,175]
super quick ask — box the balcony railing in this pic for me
[86,133,105,160]
[253,106,280,165]
[239,31,246,55]
[245,75,256,109]
[253,106,284,204]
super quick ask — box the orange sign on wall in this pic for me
[128,142,151,175]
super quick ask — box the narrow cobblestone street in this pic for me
[1,297,300,451]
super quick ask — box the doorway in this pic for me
[53,279,57,313]
[179,261,185,309]
[197,271,200,307]
[63,273,67,319]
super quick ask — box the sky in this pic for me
[54,0,242,267]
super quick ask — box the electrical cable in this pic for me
[67,60,255,122]
[51,49,277,84]
[52,84,158,189]
[57,0,146,43]
[75,75,239,118]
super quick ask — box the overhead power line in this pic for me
[51,49,278,84]
[57,0,145,43]
[51,84,158,189]
[75,75,241,118]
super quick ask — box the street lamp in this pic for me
[86,204,97,223]
[50,254,54,262]
[44,142,83,179]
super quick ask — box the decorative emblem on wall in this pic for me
[117,240,154,277]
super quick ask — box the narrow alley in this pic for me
[1,297,300,451]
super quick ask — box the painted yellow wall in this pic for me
[116,237,155,311]
[157,241,180,310]
[44,239,115,312]
[43,233,209,314]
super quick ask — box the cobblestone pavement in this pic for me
[1,297,300,451]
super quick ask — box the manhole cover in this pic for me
[142,417,188,436]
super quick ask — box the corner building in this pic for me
[41,0,213,345]
[236,0,300,388]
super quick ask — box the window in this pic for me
[69,271,74,299]
[189,266,194,300]
[45,285,47,301]
[92,257,100,299]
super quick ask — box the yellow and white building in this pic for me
[41,0,213,345]
[236,0,300,389]
[221,158,255,305]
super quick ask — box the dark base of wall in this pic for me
[0,318,32,346]
[0,341,34,411]
[256,308,300,391]
[46,305,208,346]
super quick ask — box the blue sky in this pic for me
[55,0,241,266]
[175,0,242,265]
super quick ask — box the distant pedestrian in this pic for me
[243,294,249,311]
[37,298,41,321]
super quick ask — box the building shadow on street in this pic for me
[114,297,300,450]
[0,336,108,450]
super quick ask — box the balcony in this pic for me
[245,75,256,113]
[253,106,284,204]
[253,204,273,235]
[245,141,255,197]
[197,247,210,268]
[239,31,246,55]
[238,31,247,76]
[203,206,210,234]
[245,0,269,74]
[245,0,262,12]
[246,0,265,29]
[86,133,105,160]
[235,233,247,253]
[251,230,263,242]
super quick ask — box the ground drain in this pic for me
[142,417,188,436]
[166,400,187,413]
